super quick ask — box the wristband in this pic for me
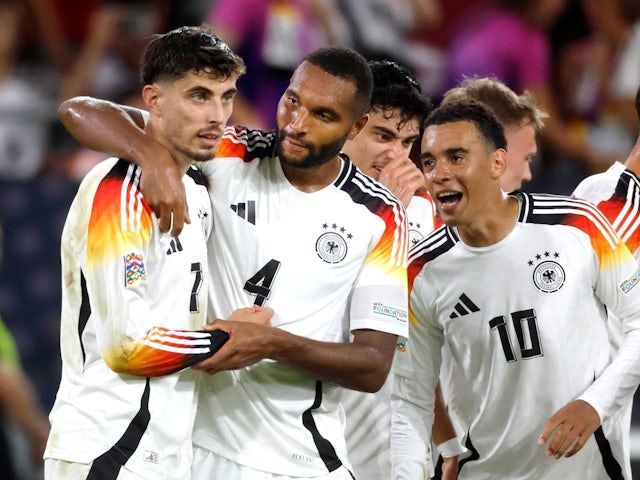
[436,437,467,459]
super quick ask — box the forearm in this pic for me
[103,327,229,377]
[578,327,640,420]
[268,328,397,392]
[58,97,162,169]
[200,321,397,391]
[432,382,458,445]
[391,372,435,479]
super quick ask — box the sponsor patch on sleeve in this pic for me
[124,252,146,287]
[372,302,408,324]
[620,270,640,294]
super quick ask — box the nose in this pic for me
[207,99,225,125]
[386,141,406,160]
[288,109,308,135]
[429,159,451,183]
[522,162,533,183]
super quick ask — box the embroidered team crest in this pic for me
[528,251,564,293]
[408,220,424,247]
[409,230,423,247]
[316,222,351,264]
[124,252,146,286]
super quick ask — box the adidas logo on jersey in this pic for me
[166,237,183,255]
[449,293,480,319]
[231,200,256,225]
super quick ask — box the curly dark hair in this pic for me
[368,60,432,131]
[140,26,246,86]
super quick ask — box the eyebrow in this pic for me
[286,88,340,120]
[419,147,468,161]
[187,85,238,97]
[372,125,420,142]
[371,125,398,137]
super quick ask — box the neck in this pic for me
[457,194,520,247]
[280,156,342,193]
[146,124,191,176]
[624,136,640,176]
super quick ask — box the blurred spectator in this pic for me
[58,0,169,103]
[0,317,50,480]
[0,0,56,180]
[32,1,170,179]
[555,0,640,165]
[334,0,446,95]
[204,0,337,129]
[24,0,101,74]
[446,0,606,194]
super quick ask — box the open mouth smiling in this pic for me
[437,191,462,205]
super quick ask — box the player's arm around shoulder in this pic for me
[59,96,189,235]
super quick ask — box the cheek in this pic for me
[276,101,290,128]
[222,103,234,123]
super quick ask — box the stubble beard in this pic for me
[275,128,348,169]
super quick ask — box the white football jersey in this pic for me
[392,192,640,479]
[342,192,440,480]
[572,161,640,478]
[45,158,213,479]
[192,126,410,477]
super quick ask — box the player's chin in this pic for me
[190,147,218,163]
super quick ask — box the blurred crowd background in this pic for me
[2,0,640,477]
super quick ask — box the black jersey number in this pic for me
[244,260,281,306]
[190,262,203,313]
[489,309,543,363]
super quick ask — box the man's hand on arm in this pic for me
[194,324,397,393]
[58,96,190,235]
[138,142,189,236]
[378,156,426,208]
[538,399,601,458]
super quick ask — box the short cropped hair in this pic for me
[426,100,507,151]
[442,76,546,132]
[302,47,373,118]
[140,26,246,86]
[368,60,432,131]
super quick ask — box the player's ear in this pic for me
[142,84,162,114]
[347,114,369,140]
[490,148,507,180]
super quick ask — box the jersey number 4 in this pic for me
[489,309,543,363]
[244,259,281,306]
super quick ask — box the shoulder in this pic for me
[573,162,636,203]
[77,157,133,193]
[408,225,458,280]
[215,125,276,162]
[335,158,404,216]
[185,165,209,188]
[519,192,619,248]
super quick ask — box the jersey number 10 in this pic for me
[489,309,543,363]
